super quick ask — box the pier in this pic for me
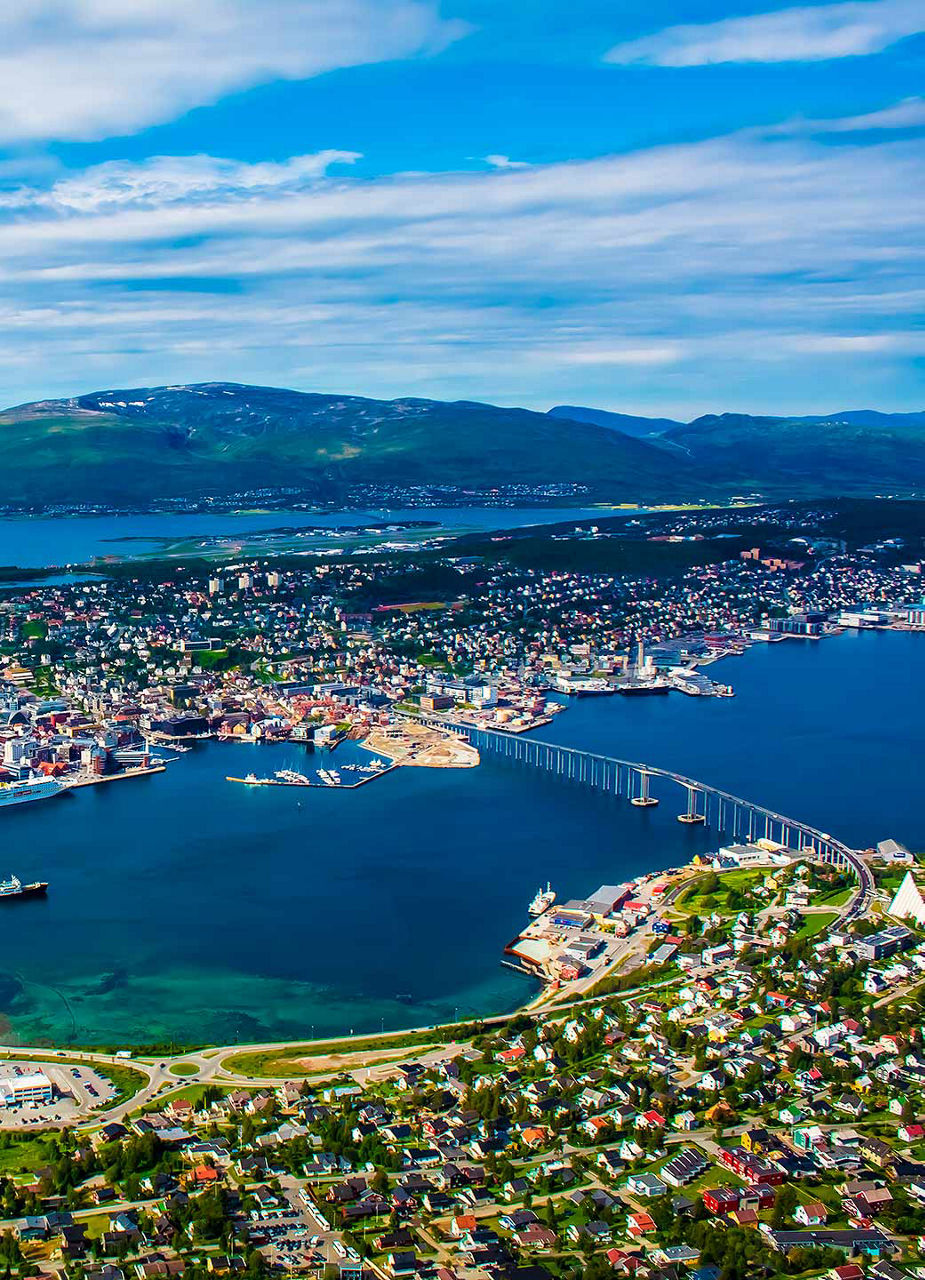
[411,715,874,915]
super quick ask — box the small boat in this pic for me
[0,875,49,902]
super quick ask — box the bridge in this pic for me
[412,716,874,918]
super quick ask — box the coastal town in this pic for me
[2,501,925,1277]
[0,838,925,1279]
[2,502,925,799]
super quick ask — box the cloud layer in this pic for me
[0,103,921,412]
[605,0,924,65]
[0,0,467,144]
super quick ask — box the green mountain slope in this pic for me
[547,405,683,437]
[665,412,925,491]
[0,383,693,506]
[3,383,924,508]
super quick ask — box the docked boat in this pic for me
[617,678,669,696]
[529,882,556,916]
[0,776,64,809]
[0,875,49,901]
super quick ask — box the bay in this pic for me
[0,629,919,1047]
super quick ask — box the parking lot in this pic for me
[244,1175,365,1273]
[0,1060,118,1127]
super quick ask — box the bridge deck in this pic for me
[407,715,873,917]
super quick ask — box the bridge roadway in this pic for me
[412,715,874,917]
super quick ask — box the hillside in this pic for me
[0,383,692,507]
[547,404,683,438]
[665,412,925,491]
[2,383,925,508]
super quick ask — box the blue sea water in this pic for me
[0,628,920,1046]
[1,506,635,570]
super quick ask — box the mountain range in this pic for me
[2,382,924,507]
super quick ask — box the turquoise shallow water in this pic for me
[2,629,921,1046]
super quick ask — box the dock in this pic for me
[60,763,167,790]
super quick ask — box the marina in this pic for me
[227,760,396,790]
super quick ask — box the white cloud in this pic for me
[781,97,925,132]
[556,345,683,366]
[483,155,530,170]
[0,0,468,144]
[0,106,920,410]
[0,152,362,213]
[605,0,924,66]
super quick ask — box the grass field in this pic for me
[0,1134,56,1175]
[169,1062,200,1077]
[815,886,853,908]
[796,910,840,939]
[97,1063,148,1108]
[673,867,769,915]
[137,1082,235,1113]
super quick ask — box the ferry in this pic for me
[0,776,64,810]
[529,882,556,916]
[0,875,49,901]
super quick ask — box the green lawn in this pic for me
[0,1135,55,1175]
[815,886,853,908]
[796,910,841,939]
[169,1062,200,1077]
[145,1083,234,1111]
[98,1063,148,1107]
[673,867,770,915]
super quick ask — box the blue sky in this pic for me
[0,0,922,417]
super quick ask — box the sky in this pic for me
[0,0,922,418]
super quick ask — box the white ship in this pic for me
[0,776,64,809]
[529,882,556,916]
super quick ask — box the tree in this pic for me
[772,1183,798,1228]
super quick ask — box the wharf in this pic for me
[61,763,167,789]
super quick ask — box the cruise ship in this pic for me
[0,776,64,809]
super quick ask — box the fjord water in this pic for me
[1,506,625,569]
[1,629,921,1046]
